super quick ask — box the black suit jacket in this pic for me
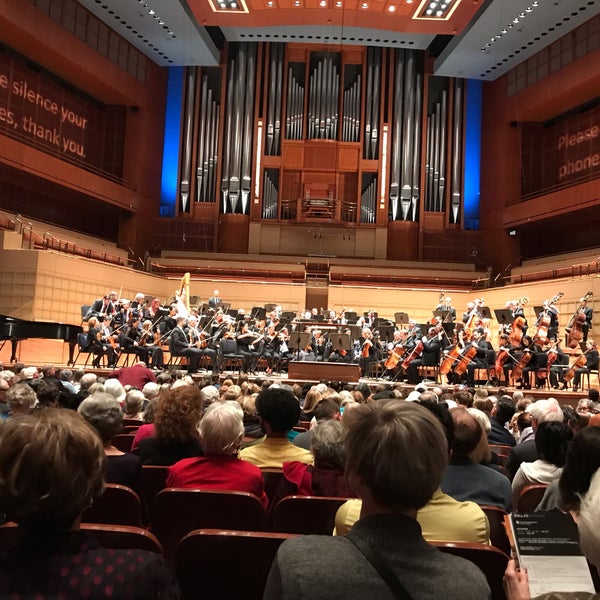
[506,438,538,479]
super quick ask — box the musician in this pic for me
[144,297,162,322]
[571,339,599,392]
[262,324,282,374]
[161,304,179,336]
[580,297,593,342]
[435,297,456,323]
[139,319,165,369]
[406,327,443,385]
[507,299,528,338]
[170,316,203,374]
[86,294,116,321]
[278,326,293,372]
[462,302,481,325]
[518,338,546,390]
[310,329,330,362]
[208,290,222,309]
[548,344,569,389]
[131,293,146,318]
[236,321,261,374]
[358,328,378,378]
[382,329,408,380]
[327,329,352,364]
[185,315,219,374]
[465,327,494,387]
[85,316,117,369]
[113,300,134,328]
[405,320,421,350]
[537,298,560,341]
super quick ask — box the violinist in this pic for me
[86,293,116,322]
[465,328,495,387]
[406,326,443,385]
[278,326,293,371]
[188,315,220,374]
[131,293,146,319]
[85,316,117,369]
[170,316,202,374]
[113,299,134,329]
[262,324,282,374]
[570,339,599,392]
[236,321,262,374]
[310,329,330,362]
[435,297,456,322]
[139,319,165,369]
[359,328,378,378]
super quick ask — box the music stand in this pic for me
[281,311,296,321]
[348,325,363,342]
[345,311,358,322]
[251,307,267,321]
[480,306,492,320]
[432,310,450,323]
[494,309,513,327]
[216,302,230,313]
[287,331,310,360]
[189,295,200,307]
[313,314,325,322]
[264,303,277,312]
[395,312,409,325]
[377,325,396,343]
[534,306,544,316]
[330,333,351,354]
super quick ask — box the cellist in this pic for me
[465,327,495,387]
[406,326,444,385]
[569,339,599,392]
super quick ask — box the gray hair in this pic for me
[467,407,491,434]
[124,390,145,416]
[311,419,346,467]
[78,393,123,443]
[142,382,160,400]
[79,373,98,390]
[104,379,126,403]
[529,398,563,424]
[6,383,37,413]
[198,401,244,455]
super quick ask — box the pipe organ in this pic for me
[175,42,468,256]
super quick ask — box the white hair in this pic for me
[104,378,126,403]
[142,382,160,400]
[529,398,563,424]
[578,469,600,569]
[198,401,244,455]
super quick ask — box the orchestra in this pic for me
[78,283,598,389]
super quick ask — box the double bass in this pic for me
[566,291,593,349]
[533,292,563,345]
[508,297,529,347]
[511,349,533,381]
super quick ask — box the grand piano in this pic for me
[0,314,83,365]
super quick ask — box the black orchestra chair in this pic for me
[219,338,245,373]
[432,542,508,600]
[271,496,350,535]
[73,332,96,367]
[582,368,600,390]
[175,529,297,600]
[81,483,143,527]
[516,484,547,513]
[167,336,188,369]
[150,488,268,565]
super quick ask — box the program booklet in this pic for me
[509,511,596,597]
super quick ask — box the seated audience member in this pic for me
[507,398,564,479]
[536,424,600,513]
[504,469,600,600]
[511,421,572,509]
[239,387,313,468]
[562,405,589,435]
[131,397,158,451]
[273,420,354,506]
[166,402,268,508]
[299,388,323,422]
[240,395,263,440]
[6,383,37,415]
[335,401,490,544]
[135,387,203,465]
[488,396,517,447]
[0,409,179,598]
[264,400,490,599]
[123,389,145,421]
[78,393,142,496]
[441,407,512,510]
[293,398,340,450]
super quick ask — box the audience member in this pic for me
[239,387,313,468]
[78,393,142,496]
[0,409,179,598]
[166,402,268,508]
[264,400,489,599]
[441,407,512,510]
[293,398,340,450]
[109,361,157,390]
[123,389,145,421]
[488,396,517,447]
[6,383,36,415]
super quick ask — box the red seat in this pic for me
[271,495,350,535]
[113,433,136,453]
[432,541,509,600]
[261,468,283,504]
[82,483,143,527]
[175,529,296,599]
[150,488,268,565]
[516,483,547,513]
[479,504,511,555]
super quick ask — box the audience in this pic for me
[264,400,490,598]
[0,409,178,597]
[488,395,517,447]
[6,383,36,415]
[293,398,340,450]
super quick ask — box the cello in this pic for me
[401,341,424,371]
[563,353,587,386]
[384,344,406,369]
[511,349,533,381]
[566,291,593,349]
[453,343,478,376]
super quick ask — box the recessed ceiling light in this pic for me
[388,4,395,10]
[320,0,327,6]
[361,2,368,8]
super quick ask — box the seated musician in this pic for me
[327,329,352,364]
[277,327,293,372]
[537,298,560,341]
[382,329,408,381]
[406,327,443,385]
[518,338,545,389]
[85,316,117,368]
[185,315,219,374]
[236,321,261,374]
[170,315,203,374]
[113,299,134,328]
[138,319,165,369]
[465,328,495,387]
[571,339,599,392]
[358,328,379,378]
[310,329,330,362]
[86,293,116,321]
[262,324,282,374]
[131,292,146,318]
[548,344,569,389]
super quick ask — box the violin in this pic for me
[563,353,587,384]
[566,291,592,349]
[361,339,373,359]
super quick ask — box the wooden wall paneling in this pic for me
[386,220,419,261]
[217,213,250,253]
